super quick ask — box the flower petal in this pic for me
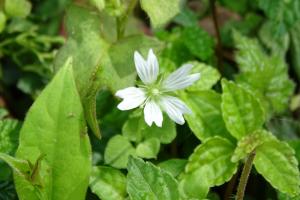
[144,100,163,127]
[160,96,191,125]
[116,87,146,110]
[134,49,159,84]
[146,49,159,84]
[162,64,200,91]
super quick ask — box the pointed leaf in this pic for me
[221,79,265,139]
[127,156,179,200]
[254,139,300,196]
[14,58,92,200]
[183,90,232,141]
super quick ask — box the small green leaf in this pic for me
[4,0,31,18]
[89,166,126,200]
[231,129,275,162]
[0,153,30,179]
[122,111,176,144]
[140,0,181,28]
[89,0,105,11]
[182,90,232,141]
[136,138,160,159]
[0,119,21,180]
[14,58,92,200]
[254,139,300,196]
[158,159,187,177]
[104,135,136,169]
[127,156,179,200]
[221,79,265,139]
[182,26,215,61]
[186,62,220,91]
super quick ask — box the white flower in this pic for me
[115,49,200,127]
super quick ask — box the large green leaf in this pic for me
[221,79,265,139]
[127,156,179,200]
[14,58,92,200]
[89,166,126,200]
[104,135,136,169]
[140,0,181,28]
[182,90,232,141]
[179,137,238,199]
[254,139,300,196]
[234,32,295,115]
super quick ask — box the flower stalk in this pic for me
[236,151,256,200]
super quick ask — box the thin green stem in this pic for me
[116,0,138,39]
[210,0,224,73]
[236,151,256,200]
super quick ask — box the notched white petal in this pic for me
[163,63,200,91]
[134,51,149,84]
[160,96,192,125]
[116,87,146,110]
[134,49,159,84]
[146,49,159,84]
[144,100,163,127]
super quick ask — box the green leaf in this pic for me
[4,0,31,18]
[182,90,232,141]
[231,129,275,162]
[234,32,295,115]
[127,156,179,200]
[89,166,126,200]
[136,138,160,159]
[89,0,105,11]
[54,4,107,138]
[179,137,237,199]
[185,137,238,186]
[221,79,265,139]
[182,26,215,61]
[158,159,187,177]
[0,153,30,179]
[0,119,21,155]
[14,58,92,200]
[104,135,136,169]
[0,119,21,180]
[140,0,181,28]
[254,139,300,196]
[122,111,176,144]
[186,62,220,91]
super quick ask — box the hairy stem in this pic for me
[210,0,223,73]
[236,151,256,200]
[117,0,138,39]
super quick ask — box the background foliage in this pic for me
[0,0,300,199]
